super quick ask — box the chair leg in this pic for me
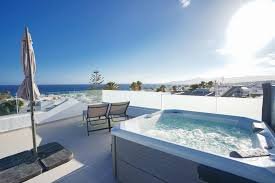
[86,120,89,136]
[108,118,111,132]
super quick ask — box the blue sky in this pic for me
[0,0,274,84]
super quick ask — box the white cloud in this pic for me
[179,0,191,8]
[256,53,275,68]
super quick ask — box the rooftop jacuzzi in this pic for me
[111,110,275,183]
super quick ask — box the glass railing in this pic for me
[101,90,263,120]
[0,90,102,116]
[42,90,102,104]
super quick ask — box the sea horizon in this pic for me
[0,84,161,96]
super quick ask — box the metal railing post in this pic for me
[160,93,163,110]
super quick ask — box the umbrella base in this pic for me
[0,142,73,183]
[38,142,74,171]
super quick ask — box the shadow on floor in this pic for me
[33,106,159,182]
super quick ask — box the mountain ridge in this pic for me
[165,75,275,85]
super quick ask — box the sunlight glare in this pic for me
[224,0,275,60]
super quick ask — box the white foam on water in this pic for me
[143,113,258,156]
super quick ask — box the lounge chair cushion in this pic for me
[87,103,109,118]
[0,142,73,182]
[0,151,42,183]
[109,102,129,116]
[38,142,74,171]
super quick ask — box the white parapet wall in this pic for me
[102,90,163,109]
[162,94,217,113]
[0,98,87,133]
[102,90,263,120]
[216,97,262,120]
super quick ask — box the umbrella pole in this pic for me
[25,27,38,157]
[16,92,19,114]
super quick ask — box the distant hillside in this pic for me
[166,75,275,85]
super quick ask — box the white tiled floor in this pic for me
[0,116,116,183]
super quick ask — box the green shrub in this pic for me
[0,100,24,116]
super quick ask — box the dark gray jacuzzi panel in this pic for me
[112,136,256,183]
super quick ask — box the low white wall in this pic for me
[102,90,263,120]
[0,112,42,133]
[102,90,163,109]
[0,98,87,133]
[216,97,262,120]
[163,95,217,113]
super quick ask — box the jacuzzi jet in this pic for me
[264,145,273,150]
[170,110,181,113]
[145,114,153,118]
[252,122,265,133]
[230,149,270,158]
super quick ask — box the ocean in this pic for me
[0,84,159,96]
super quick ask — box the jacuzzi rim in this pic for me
[112,109,275,183]
[120,109,275,155]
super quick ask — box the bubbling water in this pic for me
[143,113,257,156]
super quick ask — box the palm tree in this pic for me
[130,81,142,91]
[137,81,142,90]
[130,82,138,91]
[104,82,119,90]
[199,81,207,88]
[189,84,199,91]
[207,81,214,88]
[156,85,166,92]
[172,85,177,92]
[160,85,166,92]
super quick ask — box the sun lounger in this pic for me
[86,103,110,136]
[108,101,130,122]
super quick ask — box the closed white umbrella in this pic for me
[17,27,40,156]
